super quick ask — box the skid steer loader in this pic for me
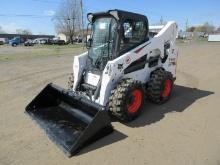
[26,9,178,157]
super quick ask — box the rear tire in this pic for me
[147,69,173,104]
[109,79,144,122]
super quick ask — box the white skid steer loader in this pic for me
[26,9,178,157]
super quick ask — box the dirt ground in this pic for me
[0,42,220,165]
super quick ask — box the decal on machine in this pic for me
[117,63,123,71]
[125,56,131,64]
[134,42,151,54]
[169,58,176,66]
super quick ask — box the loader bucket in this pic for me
[25,83,113,157]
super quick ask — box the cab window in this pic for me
[120,20,147,54]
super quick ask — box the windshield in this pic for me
[88,17,117,70]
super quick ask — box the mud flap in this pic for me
[25,83,113,157]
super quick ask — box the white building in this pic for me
[57,33,68,42]
[149,25,164,38]
[149,25,164,33]
[208,34,220,42]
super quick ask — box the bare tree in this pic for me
[194,22,215,33]
[186,26,196,32]
[16,29,32,35]
[54,0,83,43]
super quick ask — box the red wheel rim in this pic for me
[161,79,172,97]
[128,89,142,113]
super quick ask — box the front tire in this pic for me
[68,73,74,90]
[147,69,173,104]
[109,79,144,122]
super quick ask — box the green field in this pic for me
[0,44,85,61]
[0,38,209,62]
[176,37,208,45]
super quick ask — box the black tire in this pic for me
[147,69,173,104]
[109,79,144,122]
[68,73,74,90]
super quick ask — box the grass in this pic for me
[193,37,208,43]
[0,39,214,62]
[176,37,208,46]
[0,44,85,61]
[34,44,84,49]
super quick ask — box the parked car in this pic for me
[9,37,21,46]
[45,39,54,45]
[0,38,8,44]
[199,33,209,38]
[77,37,83,43]
[39,39,47,44]
[24,40,34,46]
[32,38,49,45]
[73,36,83,43]
[72,37,78,42]
[32,39,39,44]
[53,40,66,45]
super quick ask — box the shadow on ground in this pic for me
[77,129,128,156]
[126,85,214,128]
[76,85,213,156]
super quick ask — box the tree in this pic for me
[186,26,196,32]
[203,22,215,33]
[194,22,215,33]
[54,0,83,43]
[194,25,205,32]
[22,29,32,35]
[16,29,32,35]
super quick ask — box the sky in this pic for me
[0,0,220,35]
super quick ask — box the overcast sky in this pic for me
[0,0,220,35]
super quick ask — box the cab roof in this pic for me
[87,9,148,25]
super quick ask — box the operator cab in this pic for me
[86,9,149,71]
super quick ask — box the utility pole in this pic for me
[67,18,71,43]
[185,18,188,32]
[67,17,75,44]
[80,1,84,41]
[160,16,163,25]
[80,0,85,49]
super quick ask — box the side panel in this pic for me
[99,41,152,106]
[73,52,88,90]
[163,46,178,78]
[98,22,178,106]
[155,22,178,78]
